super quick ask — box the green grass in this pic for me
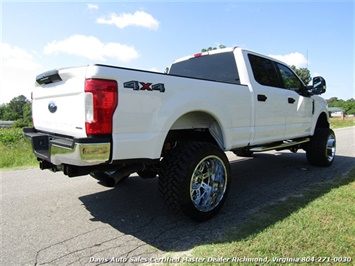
[330,117,355,129]
[0,139,38,169]
[0,127,24,144]
[0,128,38,169]
[178,169,355,265]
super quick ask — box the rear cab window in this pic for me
[169,52,240,85]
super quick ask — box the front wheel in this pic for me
[159,142,231,221]
[306,128,336,167]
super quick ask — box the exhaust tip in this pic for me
[105,177,117,187]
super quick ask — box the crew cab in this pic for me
[24,47,336,220]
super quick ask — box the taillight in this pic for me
[84,79,118,135]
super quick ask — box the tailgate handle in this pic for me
[36,70,62,85]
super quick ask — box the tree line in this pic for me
[327,97,355,115]
[0,95,32,127]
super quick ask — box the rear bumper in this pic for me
[23,128,111,166]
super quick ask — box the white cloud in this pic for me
[43,35,139,62]
[97,11,159,30]
[1,42,42,70]
[87,4,98,10]
[269,52,309,68]
[0,43,42,103]
[148,68,160,72]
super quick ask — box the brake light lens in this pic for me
[85,79,118,135]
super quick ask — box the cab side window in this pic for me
[276,63,302,92]
[248,54,282,88]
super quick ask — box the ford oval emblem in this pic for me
[48,102,57,113]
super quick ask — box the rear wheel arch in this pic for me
[163,111,225,150]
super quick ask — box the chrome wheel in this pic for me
[159,142,231,221]
[190,155,227,212]
[326,132,336,163]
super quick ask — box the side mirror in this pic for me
[310,76,326,95]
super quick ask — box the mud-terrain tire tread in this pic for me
[159,141,230,221]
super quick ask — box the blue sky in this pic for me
[1,0,354,104]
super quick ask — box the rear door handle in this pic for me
[288,97,296,104]
[257,94,267,102]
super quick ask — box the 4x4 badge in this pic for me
[124,80,165,93]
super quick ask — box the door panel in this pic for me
[254,85,287,144]
[276,63,313,139]
[285,91,313,139]
[247,54,287,144]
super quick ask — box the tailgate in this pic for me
[32,66,88,138]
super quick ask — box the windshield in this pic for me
[169,52,240,84]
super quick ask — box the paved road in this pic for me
[1,127,354,265]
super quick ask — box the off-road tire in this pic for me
[159,142,231,221]
[306,128,336,167]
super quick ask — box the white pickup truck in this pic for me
[24,47,336,220]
